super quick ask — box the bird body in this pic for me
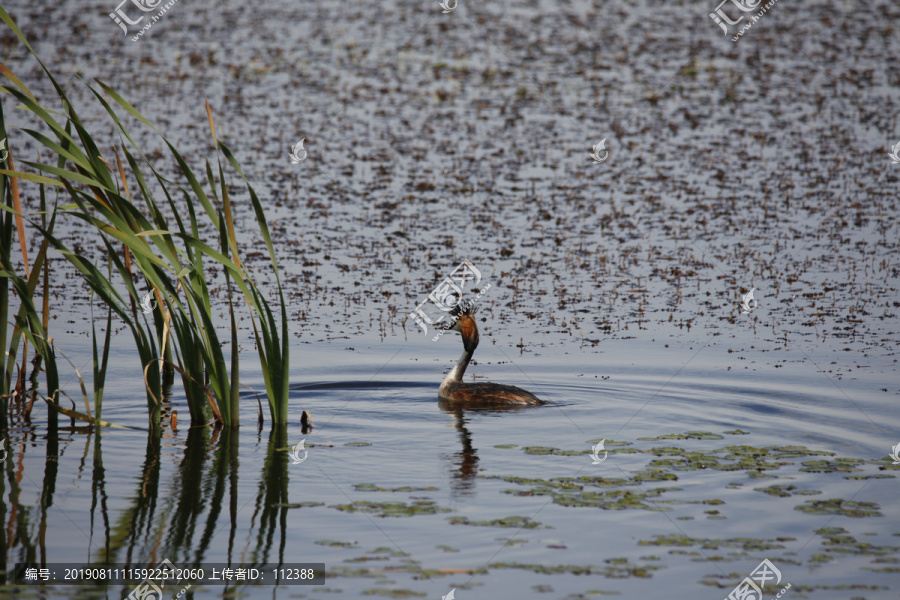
[438,304,542,406]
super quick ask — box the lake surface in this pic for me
[1,0,899,599]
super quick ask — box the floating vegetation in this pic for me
[316,540,359,548]
[436,545,459,553]
[638,534,792,552]
[274,501,325,508]
[353,483,439,492]
[631,470,678,482]
[361,588,426,598]
[332,500,451,518]
[488,559,663,578]
[587,439,632,446]
[494,444,517,449]
[522,446,585,456]
[754,484,822,498]
[800,458,865,473]
[723,430,750,435]
[497,537,528,546]
[638,432,724,441]
[488,476,582,493]
[488,472,680,510]
[795,499,883,518]
[816,527,900,558]
[346,442,373,447]
[552,488,676,511]
[448,515,543,529]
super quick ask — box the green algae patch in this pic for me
[353,483,439,492]
[647,453,722,471]
[331,500,451,518]
[638,432,724,441]
[724,430,750,435]
[436,545,459,553]
[795,499,882,518]
[815,527,900,557]
[754,484,822,498]
[274,501,325,508]
[367,547,408,558]
[449,515,543,529]
[361,589,426,598]
[498,537,528,546]
[494,444,518,449]
[800,458,865,473]
[522,446,585,456]
[345,442,373,447]
[489,472,679,510]
[487,560,663,578]
[631,470,678,482]
[638,534,789,552]
[485,475,586,491]
[316,540,358,548]
[572,475,635,487]
[552,488,675,511]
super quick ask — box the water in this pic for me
[2,0,900,598]
[3,335,897,599]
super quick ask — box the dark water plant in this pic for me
[0,6,289,428]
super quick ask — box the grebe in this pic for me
[438,303,543,406]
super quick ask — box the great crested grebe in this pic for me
[438,303,543,406]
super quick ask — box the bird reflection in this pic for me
[438,399,534,497]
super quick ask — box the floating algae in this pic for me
[754,484,823,497]
[637,431,725,441]
[795,499,883,518]
[316,540,359,548]
[360,589,426,598]
[815,527,900,558]
[331,500,451,517]
[522,446,585,456]
[551,488,677,511]
[353,483,440,492]
[800,458,865,473]
[448,515,543,529]
[638,534,793,553]
[274,501,326,508]
[487,559,663,578]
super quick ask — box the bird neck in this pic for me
[440,329,478,390]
